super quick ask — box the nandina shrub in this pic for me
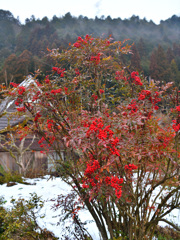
[7,35,180,240]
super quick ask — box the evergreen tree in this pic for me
[150,45,170,83]
[1,53,17,84]
[130,44,141,71]
[137,38,146,58]
[15,50,33,82]
[170,59,180,87]
[166,47,175,64]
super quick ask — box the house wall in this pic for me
[0,151,47,174]
[33,151,47,171]
[0,152,19,172]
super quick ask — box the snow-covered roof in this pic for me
[0,76,40,132]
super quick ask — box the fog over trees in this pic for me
[0,9,180,86]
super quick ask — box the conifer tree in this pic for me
[130,44,141,71]
[150,45,170,83]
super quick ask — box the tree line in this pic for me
[0,9,180,87]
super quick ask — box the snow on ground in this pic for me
[0,175,180,239]
[0,175,100,240]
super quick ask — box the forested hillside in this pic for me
[0,9,180,85]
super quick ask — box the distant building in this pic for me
[0,76,64,175]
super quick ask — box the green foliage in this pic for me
[0,197,6,235]
[0,164,4,173]
[154,225,180,240]
[0,193,58,240]
[0,171,24,185]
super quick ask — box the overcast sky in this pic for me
[1,0,180,24]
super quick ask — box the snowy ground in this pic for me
[0,175,100,239]
[0,175,179,239]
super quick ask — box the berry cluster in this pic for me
[131,71,143,86]
[52,67,65,77]
[124,164,138,171]
[51,88,62,95]
[73,35,93,48]
[90,53,101,65]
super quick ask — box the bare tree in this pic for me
[0,132,36,176]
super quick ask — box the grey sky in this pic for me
[1,0,180,24]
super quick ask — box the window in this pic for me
[47,151,65,172]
